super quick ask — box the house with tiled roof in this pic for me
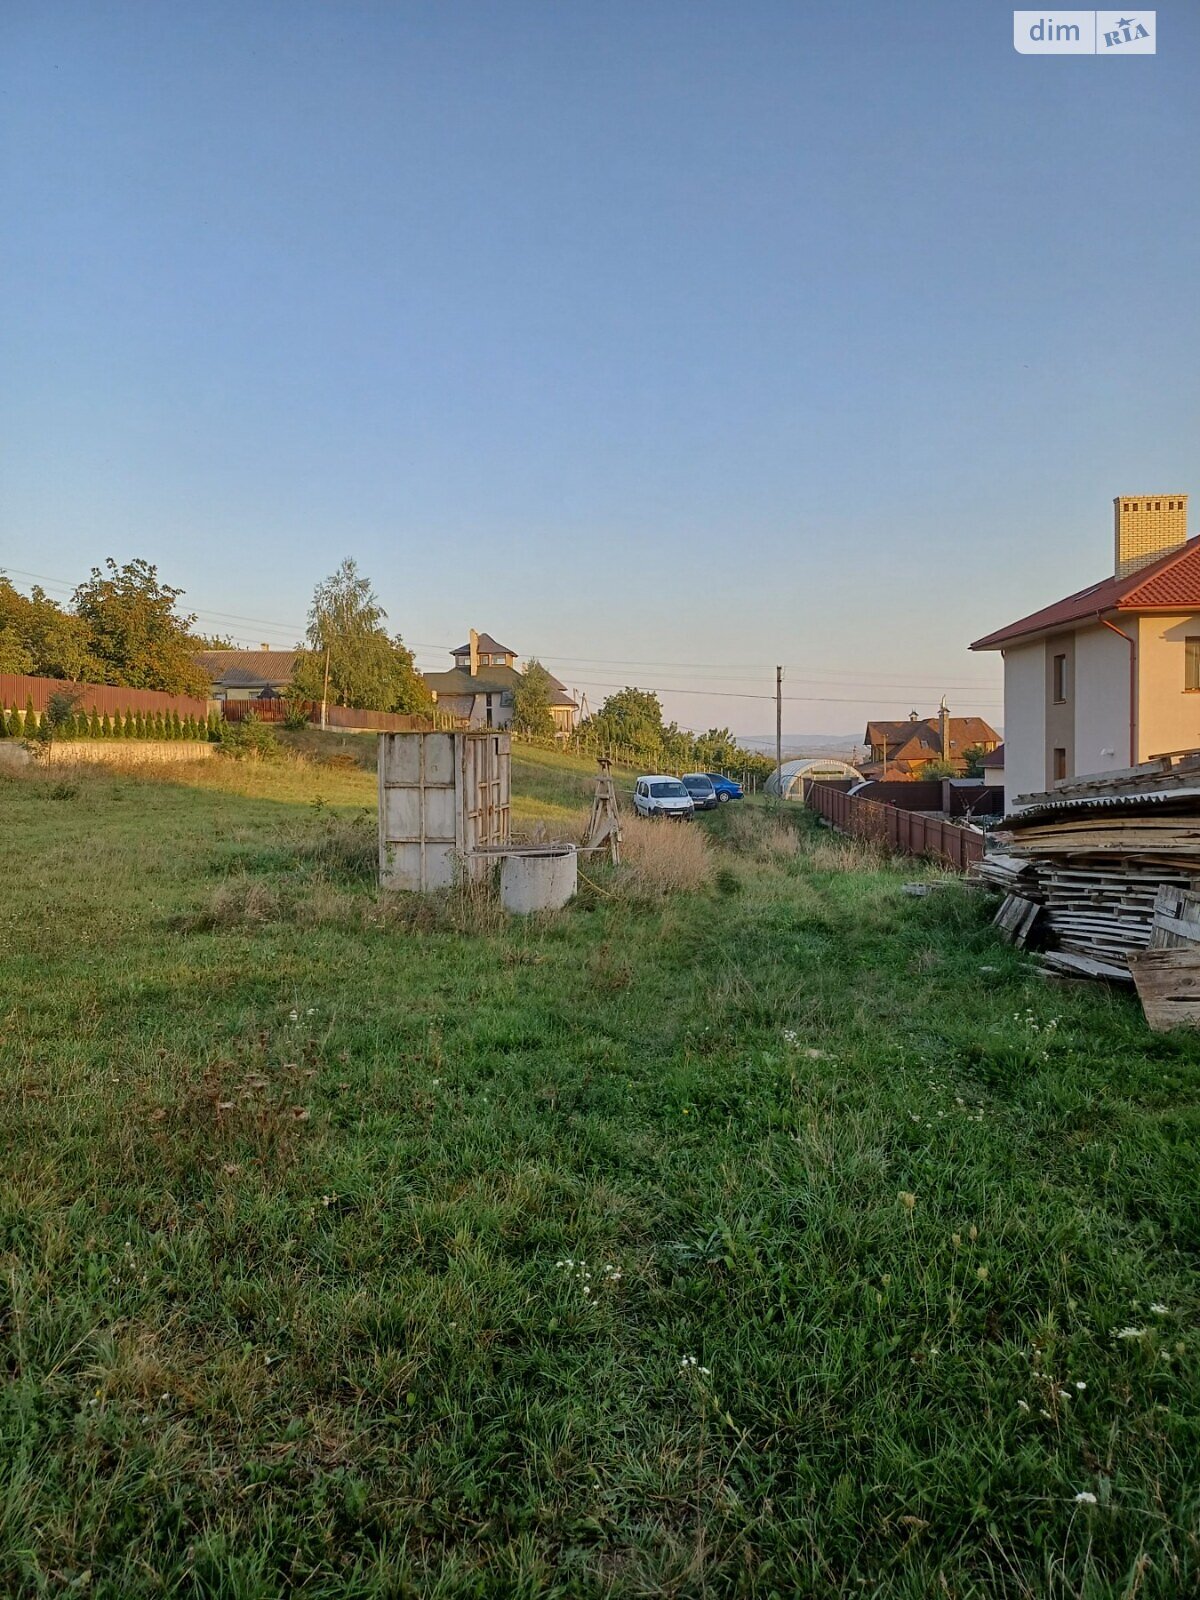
[862,705,1000,779]
[971,493,1199,800]
[194,647,302,702]
[422,629,578,736]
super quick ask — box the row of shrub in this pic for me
[0,700,218,742]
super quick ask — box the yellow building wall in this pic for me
[1138,614,1200,760]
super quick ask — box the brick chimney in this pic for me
[1114,494,1188,578]
[938,697,950,761]
[468,627,479,678]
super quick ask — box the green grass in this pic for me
[1,747,1198,1597]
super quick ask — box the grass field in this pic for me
[1,742,1197,1598]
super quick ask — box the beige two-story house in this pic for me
[423,630,579,736]
[971,493,1200,800]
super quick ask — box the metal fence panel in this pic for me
[804,782,983,871]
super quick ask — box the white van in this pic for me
[633,776,695,819]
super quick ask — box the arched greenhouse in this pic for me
[765,757,864,800]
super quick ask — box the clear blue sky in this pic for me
[3,1,1197,736]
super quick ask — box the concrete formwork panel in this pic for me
[379,730,510,891]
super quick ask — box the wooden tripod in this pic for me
[583,757,623,865]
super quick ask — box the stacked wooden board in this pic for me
[1128,887,1200,1028]
[985,754,1200,980]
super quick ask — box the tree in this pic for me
[918,757,958,780]
[0,578,97,681]
[581,687,668,759]
[511,659,556,738]
[290,559,432,714]
[72,559,209,696]
[33,689,83,762]
[0,625,32,674]
[961,744,987,778]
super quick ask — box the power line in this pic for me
[0,564,1002,706]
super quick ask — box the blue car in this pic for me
[704,772,744,802]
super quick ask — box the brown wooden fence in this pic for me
[219,699,435,733]
[804,781,984,871]
[0,672,208,720]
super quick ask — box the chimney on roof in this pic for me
[1114,494,1188,578]
[939,697,950,761]
[260,643,270,650]
[468,628,479,678]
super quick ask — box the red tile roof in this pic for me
[865,716,999,753]
[971,536,1200,650]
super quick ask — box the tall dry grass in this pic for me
[617,816,714,894]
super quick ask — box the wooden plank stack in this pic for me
[1127,888,1200,1029]
[986,753,1200,980]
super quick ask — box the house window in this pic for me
[1186,637,1200,692]
[1053,748,1068,782]
[1053,654,1068,703]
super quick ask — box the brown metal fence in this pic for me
[219,699,435,733]
[804,781,984,871]
[0,672,208,720]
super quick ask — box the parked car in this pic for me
[681,773,719,811]
[704,772,744,803]
[634,776,695,819]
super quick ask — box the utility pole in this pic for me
[320,645,331,731]
[775,665,783,784]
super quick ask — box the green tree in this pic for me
[919,757,958,780]
[961,744,987,778]
[33,689,83,762]
[5,706,19,738]
[101,712,113,738]
[216,712,279,761]
[0,578,98,680]
[23,697,37,737]
[0,624,32,674]
[511,659,556,739]
[72,559,209,695]
[580,687,668,760]
[290,559,432,714]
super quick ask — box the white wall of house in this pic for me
[1138,613,1200,760]
[1074,622,1136,777]
[1001,641,1045,801]
[983,764,1004,788]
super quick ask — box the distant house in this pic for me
[971,493,1200,798]
[422,630,578,735]
[980,744,1005,788]
[194,648,301,703]
[862,704,1000,779]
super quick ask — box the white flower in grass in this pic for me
[1074,1381,1086,1391]
[1017,1399,1030,1412]
[1115,1327,1146,1340]
[1150,1303,1169,1316]
[1074,1491,1097,1505]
